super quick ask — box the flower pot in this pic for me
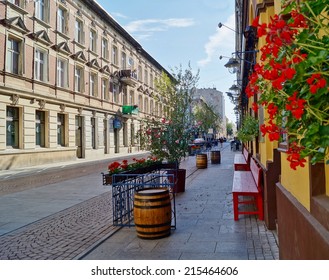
[166,168,186,193]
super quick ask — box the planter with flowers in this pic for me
[237,115,259,143]
[102,156,162,185]
[247,0,328,170]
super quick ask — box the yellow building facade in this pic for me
[236,0,329,259]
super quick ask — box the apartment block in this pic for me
[0,0,170,169]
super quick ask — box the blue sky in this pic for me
[96,0,237,123]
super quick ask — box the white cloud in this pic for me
[197,13,235,67]
[124,18,195,33]
[110,12,128,19]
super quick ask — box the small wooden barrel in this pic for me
[211,150,221,164]
[196,153,208,169]
[133,188,171,239]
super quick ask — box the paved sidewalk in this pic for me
[82,145,279,260]
[0,143,279,260]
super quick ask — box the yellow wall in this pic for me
[280,153,311,210]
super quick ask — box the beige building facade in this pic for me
[0,0,169,169]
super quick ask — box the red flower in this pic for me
[287,143,307,170]
[307,74,327,94]
[285,92,306,119]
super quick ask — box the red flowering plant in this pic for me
[247,0,329,169]
[107,156,161,175]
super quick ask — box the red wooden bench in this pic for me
[232,157,263,221]
[234,146,250,171]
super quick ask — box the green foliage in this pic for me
[138,64,199,166]
[237,116,259,143]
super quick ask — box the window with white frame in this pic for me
[121,51,126,69]
[57,113,65,146]
[6,106,19,148]
[75,18,84,44]
[123,87,128,104]
[137,65,142,81]
[150,100,154,115]
[35,0,49,23]
[101,38,109,60]
[138,95,143,111]
[101,78,109,100]
[7,37,22,75]
[144,98,148,114]
[144,69,148,85]
[34,47,48,82]
[112,45,118,65]
[129,90,134,105]
[150,73,154,88]
[89,72,97,97]
[89,29,97,52]
[57,57,68,88]
[113,83,119,103]
[35,110,45,147]
[57,6,68,34]
[74,65,84,92]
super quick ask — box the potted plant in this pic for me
[247,0,329,169]
[237,115,259,143]
[138,64,199,192]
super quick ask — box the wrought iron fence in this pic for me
[111,171,176,229]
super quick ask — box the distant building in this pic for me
[193,87,226,137]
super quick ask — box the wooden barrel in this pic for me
[133,188,172,239]
[196,153,208,169]
[211,150,221,164]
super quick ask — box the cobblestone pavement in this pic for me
[0,143,279,260]
[0,191,117,260]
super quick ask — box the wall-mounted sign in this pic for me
[113,118,122,129]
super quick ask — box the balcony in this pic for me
[122,105,139,115]
[118,70,138,87]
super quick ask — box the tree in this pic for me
[138,63,200,167]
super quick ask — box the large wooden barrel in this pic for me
[211,150,221,164]
[196,153,208,169]
[133,188,172,239]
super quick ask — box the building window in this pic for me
[121,52,126,69]
[123,87,128,104]
[57,7,68,34]
[129,90,134,105]
[34,48,48,82]
[35,0,49,23]
[7,37,22,75]
[144,98,148,114]
[89,29,97,52]
[57,57,68,88]
[113,83,119,103]
[89,72,97,97]
[150,73,154,88]
[112,45,118,65]
[6,106,19,148]
[144,69,148,85]
[75,19,84,44]
[101,38,109,60]
[91,117,96,149]
[57,113,65,146]
[74,65,83,93]
[150,100,154,115]
[36,110,45,147]
[138,65,142,81]
[101,78,109,100]
[138,95,143,111]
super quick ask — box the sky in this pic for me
[96,0,237,124]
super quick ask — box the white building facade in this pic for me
[0,0,170,169]
[194,87,226,137]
